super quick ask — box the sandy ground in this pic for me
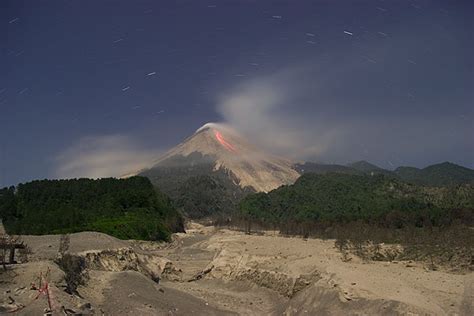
[1,224,472,315]
[159,224,473,315]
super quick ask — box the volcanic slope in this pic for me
[132,123,299,218]
[142,123,299,192]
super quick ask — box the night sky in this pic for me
[1,0,473,186]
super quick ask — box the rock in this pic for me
[0,303,25,313]
[188,265,214,282]
[151,275,161,283]
[14,286,26,295]
[343,293,352,301]
[76,303,94,315]
[77,303,92,309]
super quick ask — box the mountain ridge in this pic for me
[394,161,474,186]
[296,159,473,187]
[119,124,473,218]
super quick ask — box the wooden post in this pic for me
[9,245,15,264]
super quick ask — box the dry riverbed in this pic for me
[0,223,472,315]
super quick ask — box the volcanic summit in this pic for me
[136,122,300,193]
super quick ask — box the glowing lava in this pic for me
[215,131,237,153]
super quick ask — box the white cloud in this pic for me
[215,67,473,168]
[54,134,161,179]
[216,69,346,160]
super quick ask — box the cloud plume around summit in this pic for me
[215,66,473,168]
[216,68,341,160]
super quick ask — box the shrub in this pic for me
[55,254,88,295]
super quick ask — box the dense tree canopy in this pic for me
[239,173,474,228]
[0,177,184,241]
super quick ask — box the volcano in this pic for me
[127,123,300,217]
[138,122,299,192]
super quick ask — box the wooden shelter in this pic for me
[0,221,25,266]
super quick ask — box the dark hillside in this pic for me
[141,152,253,218]
[239,173,474,228]
[0,177,184,241]
[395,162,474,186]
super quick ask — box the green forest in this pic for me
[0,177,184,241]
[238,173,474,231]
[235,172,474,270]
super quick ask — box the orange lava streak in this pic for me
[215,131,237,153]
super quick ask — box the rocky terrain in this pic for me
[1,223,472,315]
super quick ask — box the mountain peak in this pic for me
[347,160,383,171]
[395,162,474,186]
[192,123,241,153]
[195,122,223,133]
[428,161,462,169]
[138,123,300,192]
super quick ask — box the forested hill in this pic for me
[239,173,474,228]
[0,177,184,241]
[394,162,474,187]
[295,161,474,187]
